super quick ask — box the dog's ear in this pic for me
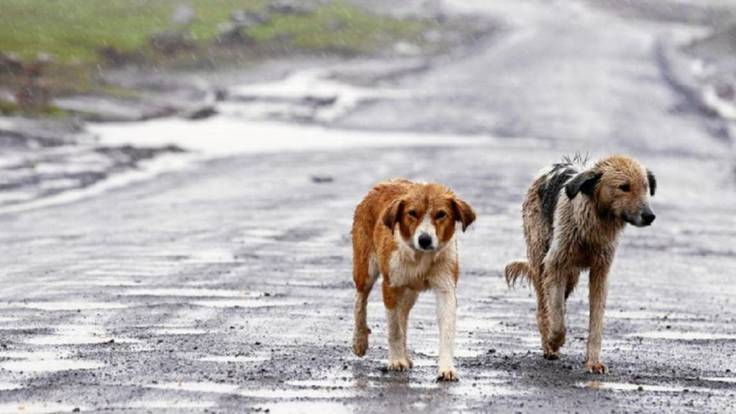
[565,170,602,199]
[450,196,476,232]
[382,198,405,230]
[646,169,656,196]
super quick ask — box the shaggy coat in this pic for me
[351,178,475,381]
[505,155,656,373]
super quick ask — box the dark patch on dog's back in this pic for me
[538,163,577,226]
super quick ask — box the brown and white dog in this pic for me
[351,178,476,381]
[505,155,656,373]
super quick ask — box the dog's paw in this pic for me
[548,329,566,350]
[543,350,560,360]
[352,330,370,357]
[542,344,560,360]
[586,360,608,374]
[387,358,412,371]
[437,366,459,382]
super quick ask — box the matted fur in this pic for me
[351,178,475,381]
[504,154,656,374]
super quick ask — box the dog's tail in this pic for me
[504,260,530,287]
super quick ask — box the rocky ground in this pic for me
[1,0,736,413]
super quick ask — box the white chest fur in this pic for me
[387,232,457,289]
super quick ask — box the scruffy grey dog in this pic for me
[505,154,656,373]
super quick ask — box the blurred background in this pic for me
[0,0,480,208]
[1,0,733,210]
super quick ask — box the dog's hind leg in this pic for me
[542,264,573,359]
[530,269,550,356]
[352,254,378,357]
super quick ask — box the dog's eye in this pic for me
[435,211,446,220]
[618,183,631,192]
[407,210,418,218]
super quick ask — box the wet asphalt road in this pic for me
[2,0,736,413]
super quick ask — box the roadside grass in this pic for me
[0,0,429,63]
[247,2,427,54]
[0,0,264,64]
[0,0,434,115]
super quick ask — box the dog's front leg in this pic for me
[586,260,611,374]
[434,281,458,381]
[384,285,412,371]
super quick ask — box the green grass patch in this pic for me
[0,99,67,117]
[0,0,427,64]
[0,1,435,103]
[0,99,20,115]
[248,2,427,54]
[0,0,269,63]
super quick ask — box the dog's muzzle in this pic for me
[625,205,656,227]
[417,233,434,250]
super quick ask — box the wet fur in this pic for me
[351,178,475,381]
[504,154,656,374]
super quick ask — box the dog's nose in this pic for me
[642,211,656,225]
[418,233,433,249]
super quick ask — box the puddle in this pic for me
[122,400,215,409]
[225,69,407,123]
[457,317,501,330]
[26,325,139,346]
[607,310,696,320]
[122,288,259,298]
[0,358,105,373]
[85,268,170,276]
[0,350,64,359]
[628,331,736,341]
[147,381,239,394]
[183,280,222,286]
[146,382,353,399]
[0,349,104,373]
[66,280,142,287]
[236,388,354,399]
[256,401,352,414]
[1,301,129,311]
[577,381,709,393]
[270,280,332,287]
[0,402,85,414]
[186,248,237,263]
[286,378,352,388]
[191,299,297,308]
[410,358,436,368]
[242,228,281,238]
[151,327,208,336]
[198,355,270,363]
[504,297,536,304]
[0,382,23,391]
[413,349,482,359]
[703,377,736,384]
[0,316,20,323]
[450,382,524,397]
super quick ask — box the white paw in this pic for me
[437,366,458,381]
[387,357,413,371]
[586,360,608,374]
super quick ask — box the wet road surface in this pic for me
[1,0,736,413]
